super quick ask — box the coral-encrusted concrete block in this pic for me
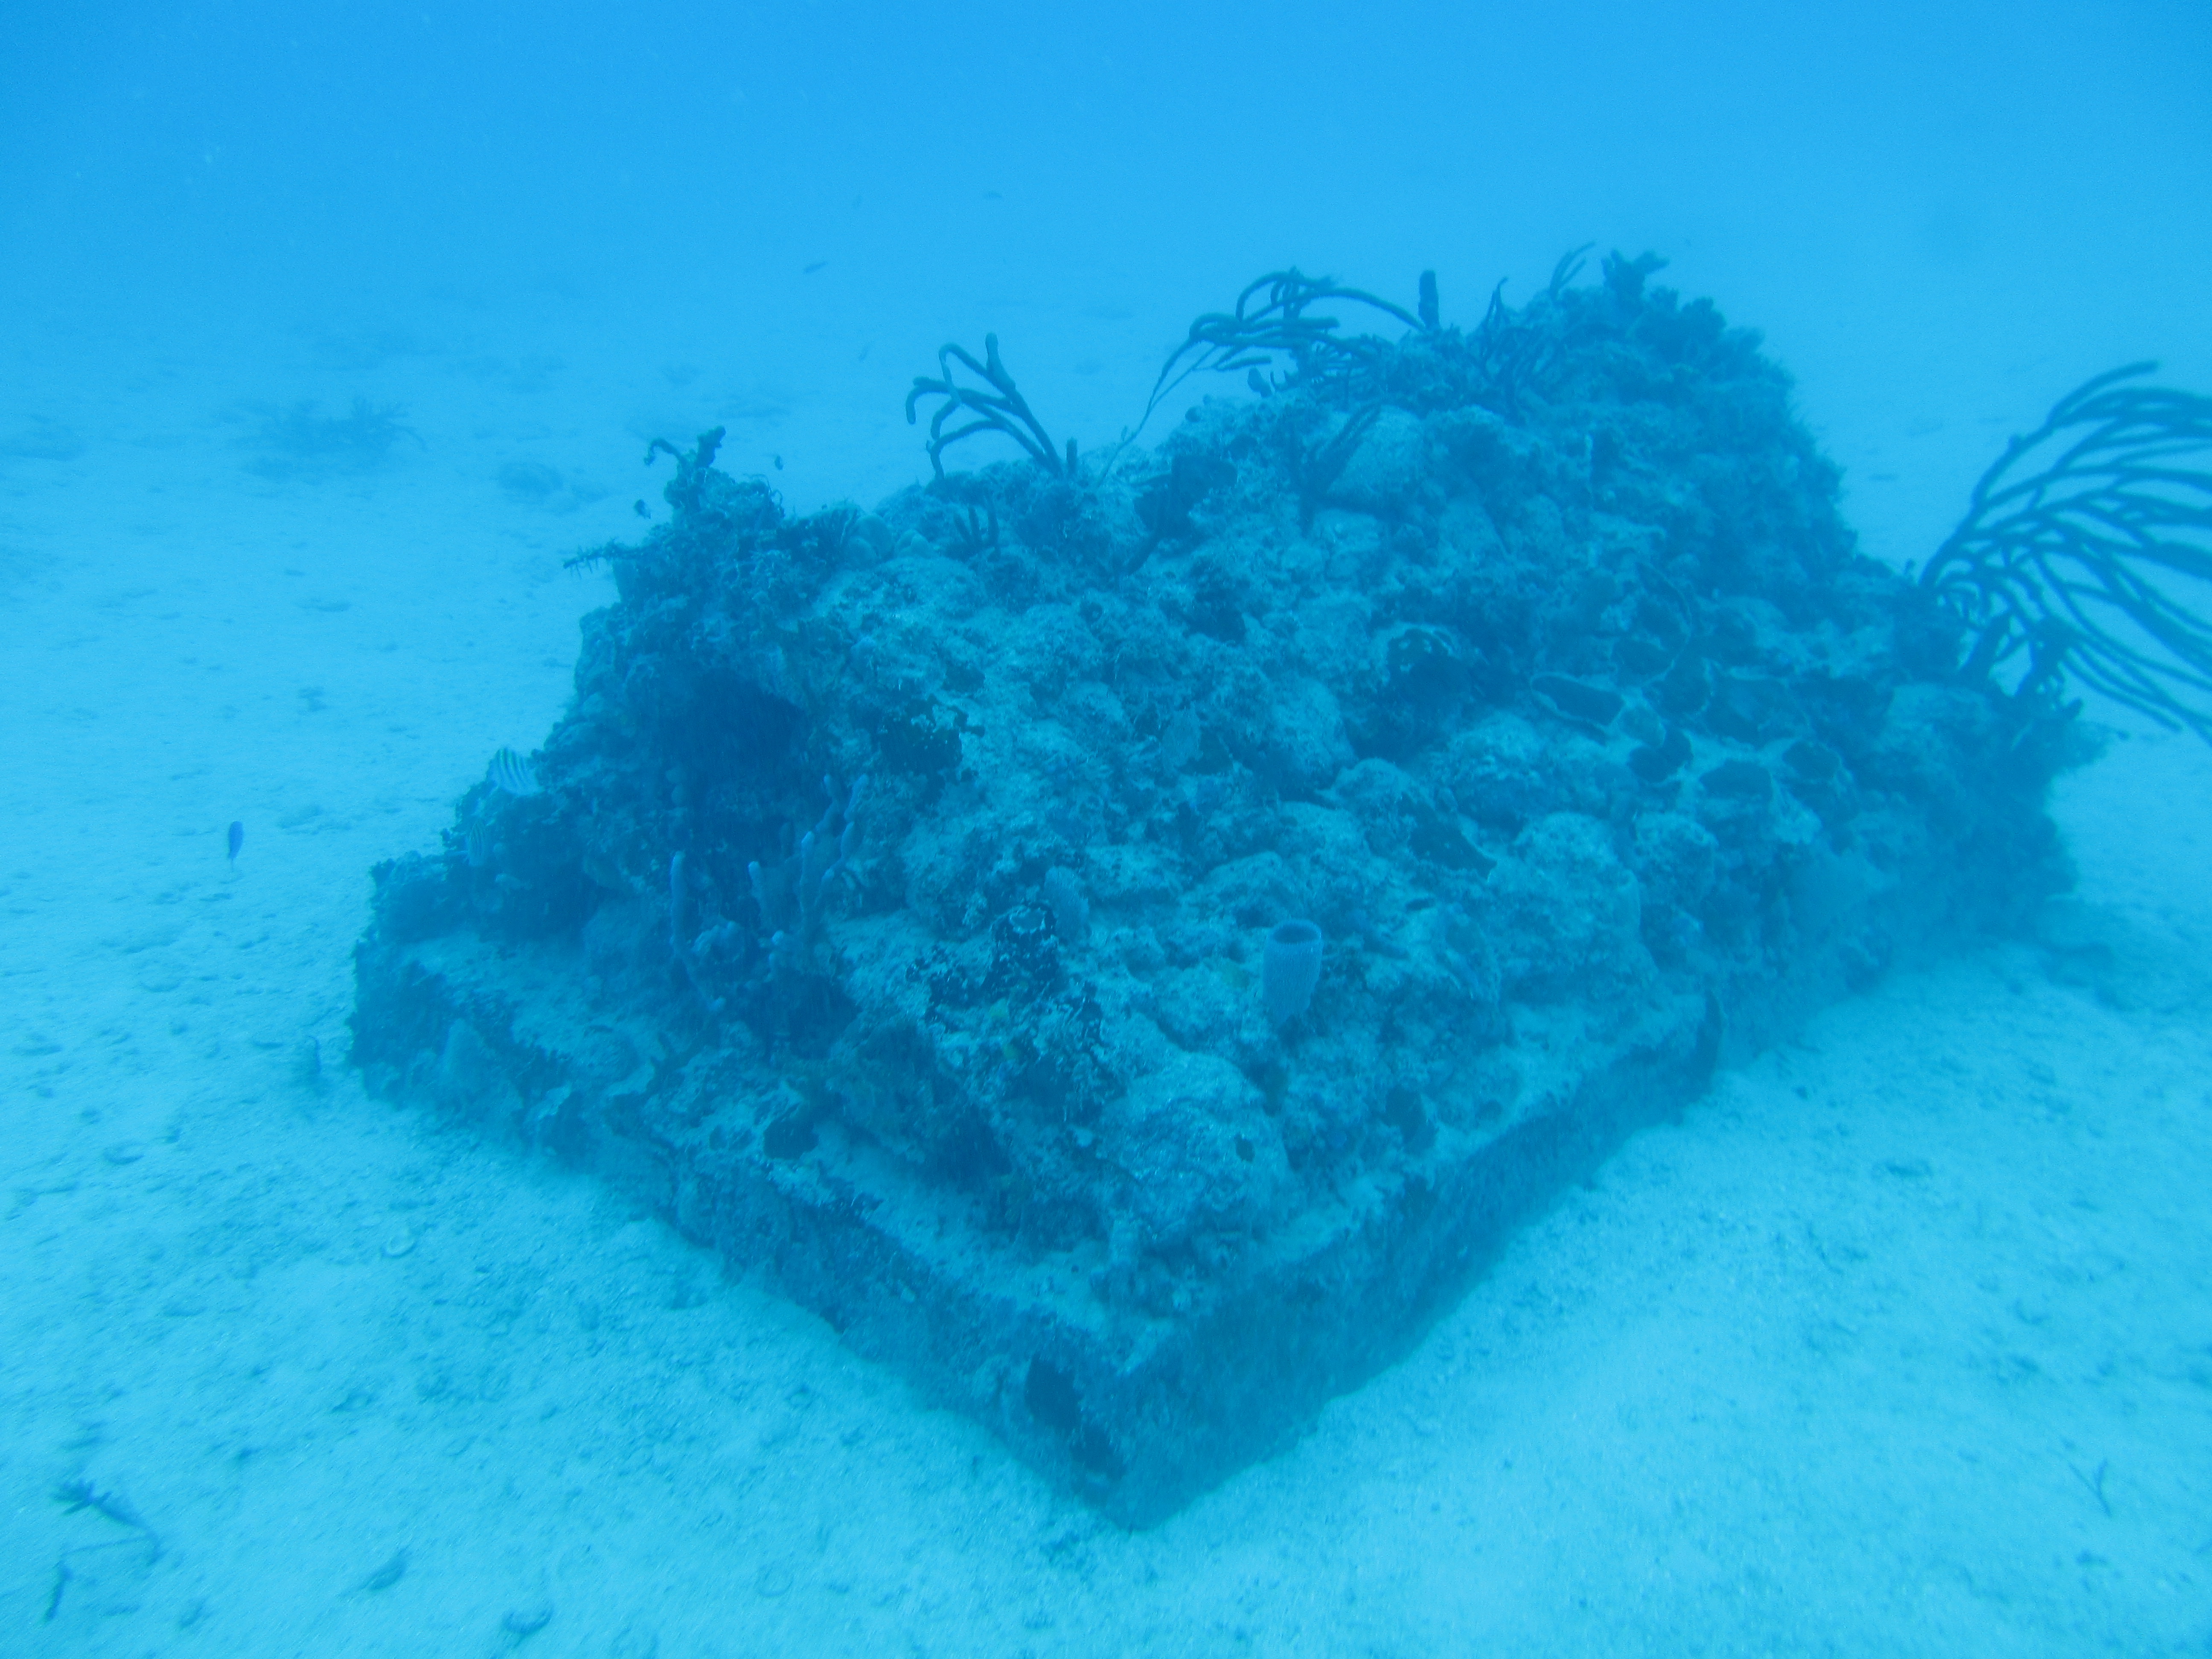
[350,266,2075,1522]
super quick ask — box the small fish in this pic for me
[802,260,827,275]
[488,748,540,797]
[360,1548,408,1593]
[226,821,244,864]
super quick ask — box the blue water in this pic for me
[4,2,2209,1651]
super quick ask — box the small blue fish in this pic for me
[226,821,244,864]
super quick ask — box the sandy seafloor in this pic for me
[3,262,2212,1658]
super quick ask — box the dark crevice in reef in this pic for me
[350,252,2179,1524]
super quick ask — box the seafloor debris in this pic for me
[244,396,422,478]
[350,252,2186,1523]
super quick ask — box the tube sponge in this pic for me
[1263,921,1325,1026]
